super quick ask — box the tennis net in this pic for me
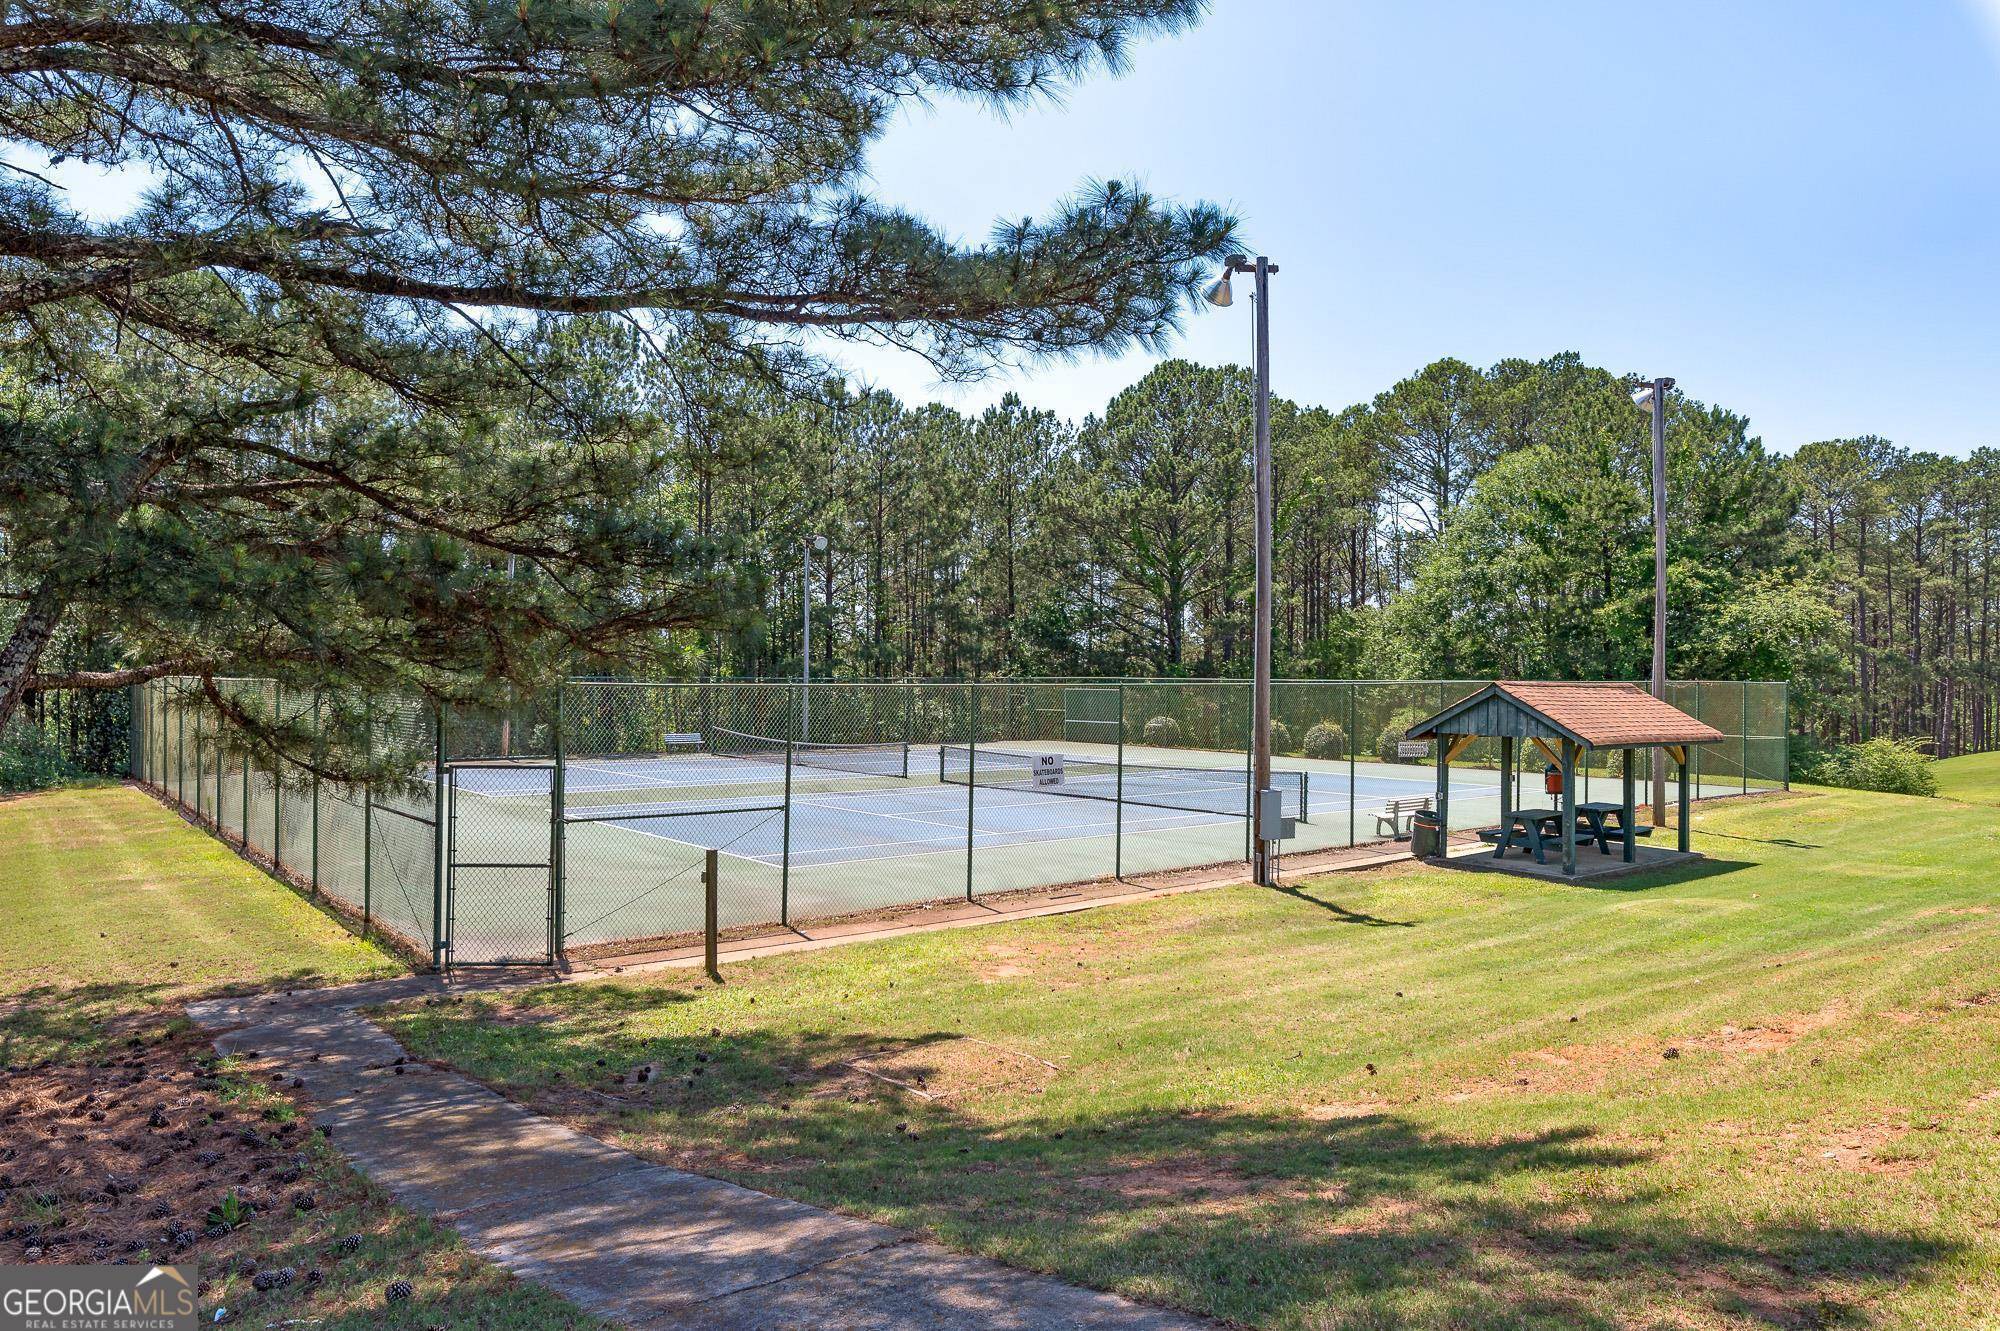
[939,744,1308,821]
[710,727,911,779]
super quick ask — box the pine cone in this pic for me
[385,1279,414,1303]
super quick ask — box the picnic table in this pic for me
[1575,801,1653,854]
[1487,803,1653,864]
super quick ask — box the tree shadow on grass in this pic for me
[400,994,1958,1330]
[1,967,373,1066]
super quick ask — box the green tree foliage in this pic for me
[0,0,1239,740]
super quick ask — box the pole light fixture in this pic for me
[1631,375,1674,824]
[1206,254,1279,885]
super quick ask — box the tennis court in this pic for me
[440,733,1505,960]
[131,676,1786,966]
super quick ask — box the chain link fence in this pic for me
[131,676,1787,967]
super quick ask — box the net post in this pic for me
[1115,684,1125,880]
[964,688,976,904]
[780,741,794,928]
[704,848,721,981]
[553,681,567,966]
[431,706,447,972]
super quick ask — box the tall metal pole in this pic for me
[1251,257,1275,886]
[1648,378,1671,824]
[801,539,813,743]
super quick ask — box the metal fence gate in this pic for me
[444,761,557,967]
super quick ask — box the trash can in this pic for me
[1410,810,1442,859]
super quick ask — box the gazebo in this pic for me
[1403,681,1726,877]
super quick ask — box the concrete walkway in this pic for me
[187,979,1214,1330]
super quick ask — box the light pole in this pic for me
[1205,255,1278,886]
[801,534,828,742]
[1631,376,1674,824]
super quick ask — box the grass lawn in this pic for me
[1935,750,2000,806]
[0,785,606,1330]
[385,788,2000,1330]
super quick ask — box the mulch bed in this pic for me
[0,1016,328,1268]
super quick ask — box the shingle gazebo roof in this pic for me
[1404,681,1724,751]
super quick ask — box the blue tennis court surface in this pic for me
[453,747,1502,868]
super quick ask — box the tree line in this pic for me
[685,351,1997,756]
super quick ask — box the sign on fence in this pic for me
[1033,753,1066,788]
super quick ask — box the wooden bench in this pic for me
[1376,795,1432,840]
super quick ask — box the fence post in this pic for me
[1347,684,1358,848]
[964,688,976,904]
[1243,685,1254,862]
[127,684,139,778]
[552,682,566,966]
[362,707,373,937]
[1781,682,1791,790]
[1741,679,1750,796]
[704,848,720,981]
[240,711,250,846]
[309,692,320,896]
[1114,684,1125,880]
[431,707,447,971]
[779,740,793,927]
[272,683,282,870]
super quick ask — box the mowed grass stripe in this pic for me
[0,784,399,1060]
[384,787,2000,1329]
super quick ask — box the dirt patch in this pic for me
[844,1036,1061,1102]
[1441,1003,1852,1101]
[1302,1101,1390,1121]
[1813,1121,1916,1176]
[0,1018,320,1264]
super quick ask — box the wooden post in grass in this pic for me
[704,848,720,981]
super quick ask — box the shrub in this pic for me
[0,725,83,793]
[1819,737,1936,797]
[1268,719,1295,755]
[1376,708,1432,764]
[1302,721,1345,760]
[1142,715,1184,748]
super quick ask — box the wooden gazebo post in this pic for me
[1620,747,1637,863]
[1671,745,1692,852]
[1559,739,1578,877]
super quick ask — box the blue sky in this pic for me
[30,0,2000,454]
[829,0,2000,455]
